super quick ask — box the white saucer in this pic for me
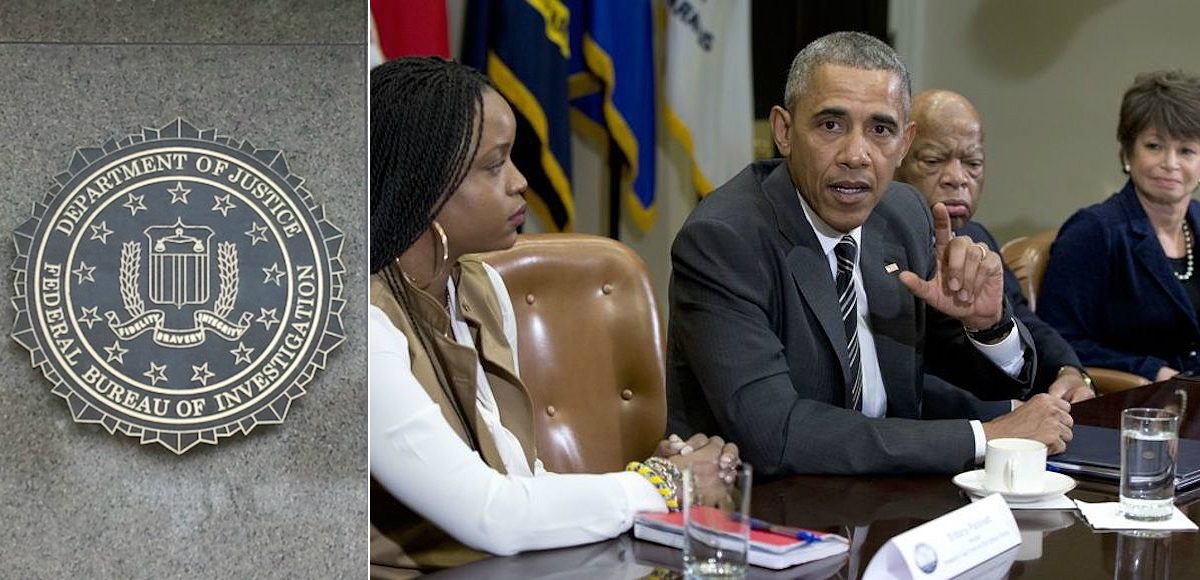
[952,469,1076,503]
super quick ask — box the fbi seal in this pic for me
[12,119,345,454]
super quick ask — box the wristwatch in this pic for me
[964,316,1015,344]
[1058,365,1094,391]
[964,299,1016,344]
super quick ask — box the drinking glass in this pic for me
[682,463,752,579]
[1120,408,1180,521]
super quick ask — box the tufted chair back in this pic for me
[477,234,666,474]
[999,229,1058,313]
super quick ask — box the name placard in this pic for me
[863,493,1020,579]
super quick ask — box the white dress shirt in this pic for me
[369,263,665,557]
[797,193,1024,462]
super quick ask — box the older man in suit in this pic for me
[896,89,1096,412]
[666,32,1073,476]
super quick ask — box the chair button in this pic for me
[462,302,471,312]
[602,283,614,295]
[525,293,536,304]
[621,389,633,401]
[545,405,557,417]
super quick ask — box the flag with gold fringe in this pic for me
[574,0,657,231]
[663,0,753,196]
[462,0,575,231]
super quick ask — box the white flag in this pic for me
[663,0,754,195]
[368,14,385,69]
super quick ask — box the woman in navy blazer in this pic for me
[1040,71,1200,381]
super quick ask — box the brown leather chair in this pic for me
[1000,230,1148,394]
[478,234,666,474]
[999,230,1058,314]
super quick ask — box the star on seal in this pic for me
[230,342,255,365]
[245,222,270,246]
[212,194,236,217]
[123,193,147,216]
[143,362,168,386]
[90,221,113,244]
[72,261,96,284]
[168,182,192,204]
[262,263,286,286]
[190,363,215,386]
[104,341,129,365]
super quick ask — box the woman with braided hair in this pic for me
[368,57,738,575]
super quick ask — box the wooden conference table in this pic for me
[429,378,1200,579]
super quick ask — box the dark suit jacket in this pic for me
[1039,180,1200,379]
[923,221,1083,422]
[666,160,1036,476]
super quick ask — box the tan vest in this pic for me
[369,258,538,577]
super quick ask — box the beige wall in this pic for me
[913,0,1200,243]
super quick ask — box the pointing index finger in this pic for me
[931,202,953,256]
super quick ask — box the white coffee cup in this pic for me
[984,438,1047,493]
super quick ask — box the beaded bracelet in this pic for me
[643,456,682,490]
[626,460,680,511]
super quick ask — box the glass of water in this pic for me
[1120,408,1181,521]
[682,463,752,579]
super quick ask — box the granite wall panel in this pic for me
[0,4,366,578]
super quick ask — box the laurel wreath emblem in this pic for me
[214,242,238,318]
[119,241,145,316]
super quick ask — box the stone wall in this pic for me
[0,2,366,577]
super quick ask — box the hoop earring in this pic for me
[431,220,450,270]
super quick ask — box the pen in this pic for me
[747,517,849,544]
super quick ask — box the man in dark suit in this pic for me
[666,32,1073,476]
[896,89,1096,410]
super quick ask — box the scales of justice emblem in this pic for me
[12,119,345,454]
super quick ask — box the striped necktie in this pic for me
[835,235,863,412]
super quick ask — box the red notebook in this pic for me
[633,510,848,570]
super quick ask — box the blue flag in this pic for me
[576,0,657,231]
[462,0,575,231]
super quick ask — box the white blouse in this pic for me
[368,263,666,557]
